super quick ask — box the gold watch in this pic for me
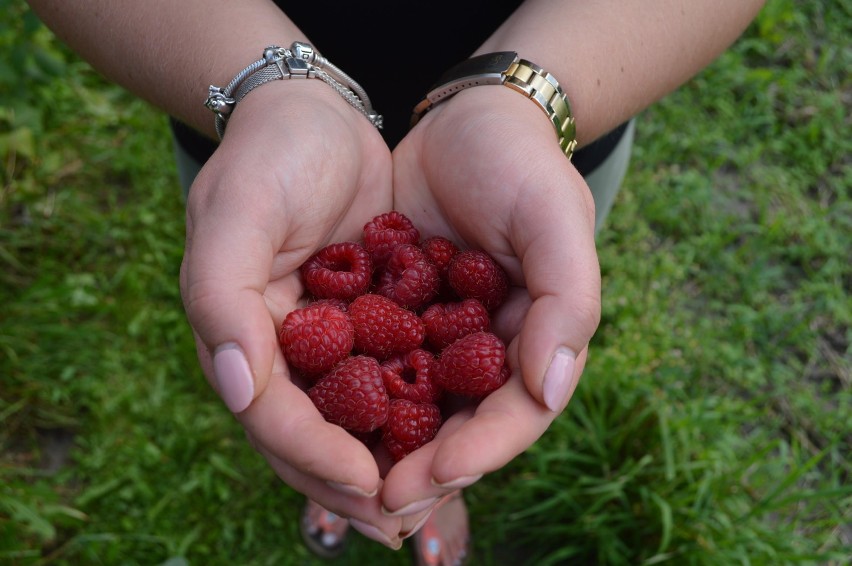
[410,51,578,160]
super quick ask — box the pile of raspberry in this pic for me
[279,211,511,462]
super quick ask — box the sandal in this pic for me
[411,491,470,566]
[300,498,350,559]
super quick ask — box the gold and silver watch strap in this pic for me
[411,51,578,160]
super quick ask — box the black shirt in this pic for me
[172,0,627,176]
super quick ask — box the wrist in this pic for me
[410,51,577,160]
[205,42,382,139]
[222,78,370,140]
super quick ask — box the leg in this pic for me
[300,498,351,559]
[411,491,469,566]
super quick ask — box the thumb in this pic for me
[514,166,601,413]
[180,206,283,414]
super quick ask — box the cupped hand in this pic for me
[179,80,403,544]
[382,86,602,515]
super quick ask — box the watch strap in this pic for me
[505,58,578,159]
[410,52,577,160]
[412,51,519,117]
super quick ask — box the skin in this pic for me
[384,0,769,513]
[27,0,766,549]
[181,78,400,537]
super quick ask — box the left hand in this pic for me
[179,81,403,543]
[381,85,602,516]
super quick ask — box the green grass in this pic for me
[1,0,850,564]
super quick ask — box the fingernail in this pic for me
[349,519,402,550]
[430,474,482,490]
[543,347,577,412]
[327,481,378,498]
[213,344,255,413]
[400,508,434,539]
[382,497,438,517]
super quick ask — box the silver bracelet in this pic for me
[204,41,383,139]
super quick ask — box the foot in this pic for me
[411,491,469,566]
[300,498,350,559]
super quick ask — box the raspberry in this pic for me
[382,399,442,461]
[279,302,354,374]
[300,242,373,301]
[381,349,442,404]
[421,299,491,351]
[447,249,509,311]
[435,331,508,397]
[363,211,420,267]
[349,294,425,359]
[287,211,514,446]
[420,236,459,279]
[309,297,350,312]
[308,355,389,433]
[375,244,440,309]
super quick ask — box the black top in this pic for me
[171,0,627,176]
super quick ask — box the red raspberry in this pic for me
[447,250,509,311]
[349,294,425,359]
[308,355,389,433]
[300,242,373,301]
[435,331,509,397]
[279,303,354,375]
[375,244,440,309]
[382,399,442,461]
[308,297,350,313]
[363,211,420,267]
[381,349,442,404]
[421,299,491,351]
[420,236,459,279]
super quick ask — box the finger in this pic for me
[180,182,284,414]
[255,446,403,550]
[239,354,383,497]
[428,351,587,484]
[489,287,531,343]
[511,164,601,412]
[379,408,475,513]
[382,347,588,509]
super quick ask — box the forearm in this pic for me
[27,0,306,139]
[476,0,765,145]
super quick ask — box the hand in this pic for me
[179,80,405,544]
[381,86,601,515]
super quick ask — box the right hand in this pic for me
[178,80,403,545]
[382,85,601,520]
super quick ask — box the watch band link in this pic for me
[505,59,578,159]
